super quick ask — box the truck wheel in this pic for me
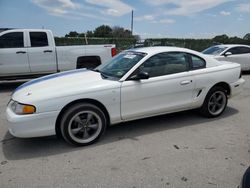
[199,86,228,118]
[60,103,107,146]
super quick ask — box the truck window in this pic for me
[0,32,24,48]
[30,32,48,47]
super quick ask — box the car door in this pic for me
[221,46,250,70]
[27,31,57,73]
[0,31,30,76]
[121,52,195,121]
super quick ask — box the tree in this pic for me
[93,25,112,37]
[243,33,250,40]
[86,30,94,37]
[65,31,79,37]
[213,34,229,43]
[112,26,132,38]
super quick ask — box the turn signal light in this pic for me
[23,105,36,114]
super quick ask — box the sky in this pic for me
[0,0,250,39]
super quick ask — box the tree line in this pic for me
[65,25,139,40]
[61,25,250,52]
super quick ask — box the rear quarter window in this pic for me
[190,54,206,70]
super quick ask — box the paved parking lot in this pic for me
[0,75,250,188]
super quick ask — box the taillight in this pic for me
[111,48,117,57]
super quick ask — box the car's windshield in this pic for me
[95,51,146,79]
[202,46,228,55]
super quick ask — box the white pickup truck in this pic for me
[0,29,116,80]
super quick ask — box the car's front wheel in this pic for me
[200,86,228,118]
[60,103,107,146]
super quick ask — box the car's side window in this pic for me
[226,47,240,55]
[238,47,250,54]
[226,47,250,55]
[138,52,189,78]
[30,32,48,47]
[190,54,206,70]
[0,32,24,48]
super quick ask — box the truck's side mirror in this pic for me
[224,52,232,57]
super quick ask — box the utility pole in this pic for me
[131,10,133,36]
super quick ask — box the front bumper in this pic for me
[6,106,59,138]
[229,78,245,98]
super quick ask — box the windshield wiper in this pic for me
[88,68,109,79]
[100,72,109,79]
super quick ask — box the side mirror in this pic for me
[129,71,149,80]
[224,52,232,57]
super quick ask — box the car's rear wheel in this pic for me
[200,86,228,118]
[60,103,107,146]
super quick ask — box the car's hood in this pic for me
[12,69,120,103]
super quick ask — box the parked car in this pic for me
[6,47,245,146]
[0,29,116,80]
[202,44,250,71]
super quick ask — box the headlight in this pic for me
[9,100,36,115]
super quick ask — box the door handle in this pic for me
[180,80,192,85]
[16,51,26,54]
[43,50,53,53]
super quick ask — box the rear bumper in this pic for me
[229,78,245,98]
[6,106,59,138]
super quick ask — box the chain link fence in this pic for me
[55,37,250,52]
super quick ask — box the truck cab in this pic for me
[0,29,116,80]
[0,29,57,78]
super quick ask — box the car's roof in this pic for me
[128,46,200,55]
[215,44,250,48]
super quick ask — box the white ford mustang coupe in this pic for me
[6,47,245,146]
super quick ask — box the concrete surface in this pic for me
[0,76,250,188]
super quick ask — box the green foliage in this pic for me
[112,26,132,38]
[55,37,136,52]
[93,25,112,37]
[64,25,137,41]
[145,34,250,52]
[65,31,79,37]
[61,28,250,52]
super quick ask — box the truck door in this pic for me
[27,31,57,73]
[0,31,30,76]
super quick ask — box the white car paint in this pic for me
[202,44,250,71]
[0,29,116,78]
[6,47,245,138]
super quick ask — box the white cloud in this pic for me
[220,11,231,16]
[135,14,155,21]
[31,0,132,21]
[85,0,133,17]
[31,0,112,20]
[135,14,175,24]
[236,3,250,13]
[57,0,78,9]
[145,0,233,16]
[158,19,175,24]
[31,0,78,16]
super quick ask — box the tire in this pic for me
[60,103,107,146]
[199,86,228,118]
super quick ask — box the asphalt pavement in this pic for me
[0,76,250,188]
